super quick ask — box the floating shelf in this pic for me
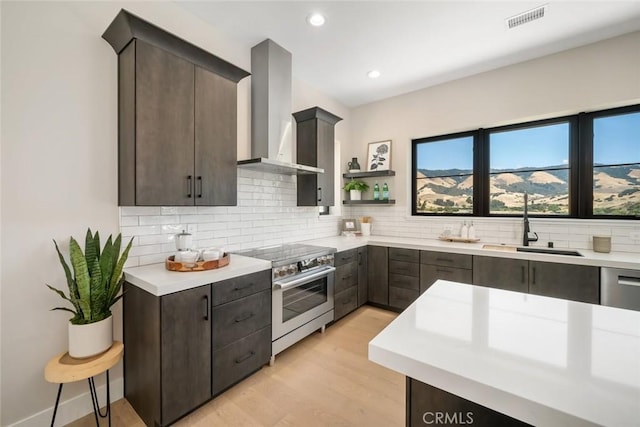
[343,170,396,179]
[343,199,396,205]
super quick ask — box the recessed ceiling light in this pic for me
[307,13,325,27]
[367,70,381,79]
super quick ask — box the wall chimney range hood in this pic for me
[237,39,324,175]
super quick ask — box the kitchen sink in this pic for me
[481,244,583,257]
[516,247,583,256]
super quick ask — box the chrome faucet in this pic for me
[523,192,538,246]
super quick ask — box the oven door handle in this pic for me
[273,266,336,290]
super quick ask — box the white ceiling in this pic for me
[177,1,640,107]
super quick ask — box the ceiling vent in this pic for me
[506,4,547,29]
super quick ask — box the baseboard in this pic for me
[7,378,123,427]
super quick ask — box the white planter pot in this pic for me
[68,315,113,358]
[350,190,362,201]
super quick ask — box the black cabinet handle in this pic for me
[521,266,525,284]
[436,258,453,263]
[233,283,253,292]
[235,351,255,364]
[358,252,362,265]
[436,268,453,274]
[317,187,322,202]
[234,312,254,323]
[197,176,203,198]
[203,295,209,320]
[187,175,193,198]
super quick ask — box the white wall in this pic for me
[0,2,351,425]
[344,31,640,251]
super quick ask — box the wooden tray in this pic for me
[438,236,480,243]
[165,253,230,272]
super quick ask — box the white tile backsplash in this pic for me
[121,169,639,267]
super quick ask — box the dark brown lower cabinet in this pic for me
[473,256,529,292]
[420,250,473,294]
[123,269,271,427]
[357,247,368,306]
[213,327,271,395]
[529,261,599,304]
[368,246,389,305]
[124,283,212,427]
[407,378,531,427]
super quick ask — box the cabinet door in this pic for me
[368,246,389,305]
[316,120,335,206]
[357,246,368,306]
[161,285,211,425]
[529,262,599,304]
[473,256,528,293]
[195,67,237,206]
[420,265,472,294]
[135,41,195,206]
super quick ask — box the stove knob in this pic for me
[287,265,296,274]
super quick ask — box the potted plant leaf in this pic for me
[343,180,369,201]
[47,228,133,358]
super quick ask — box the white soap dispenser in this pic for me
[468,221,476,240]
[460,221,468,239]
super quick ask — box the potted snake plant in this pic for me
[47,228,133,358]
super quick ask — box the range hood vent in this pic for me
[238,39,323,175]
[506,4,547,29]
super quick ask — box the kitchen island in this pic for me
[369,280,640,426]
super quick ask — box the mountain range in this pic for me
[416,164,640,215]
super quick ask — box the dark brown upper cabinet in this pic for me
[293,107,342,207]
[103,10,249,206]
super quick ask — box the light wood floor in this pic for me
[67,306,403,426]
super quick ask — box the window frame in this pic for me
[410,103,639,220]
[581,104,640,220]
[483,115,578,218]
[412,130,480,216]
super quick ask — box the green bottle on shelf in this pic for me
[373,183,380,200]
[382,183,389,200]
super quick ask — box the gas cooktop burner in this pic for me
[235,243,335,267]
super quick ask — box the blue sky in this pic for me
[416,112,639,171]
[594,112,640,164]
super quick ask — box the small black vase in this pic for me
[348,157,361,171]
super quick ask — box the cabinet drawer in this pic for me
[211,270,271,306]
[389,260,420,277]
[335,249,357,266]
[389,248,419,263]
[334,286,358,321]
[420,251,472,269]
[389,273,419,290]
[212,290,271,350]
[212,326,270,396]
[420,265,472,293]
[389,286,419,310]
[335,262,358,294]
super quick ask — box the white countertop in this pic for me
[369,280,640,426]
[124,254,272,296]
[303,235,640,270]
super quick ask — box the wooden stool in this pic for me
[44,341,123,427]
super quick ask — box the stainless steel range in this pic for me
[235,243,336,364]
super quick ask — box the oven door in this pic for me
[272,266,335,340]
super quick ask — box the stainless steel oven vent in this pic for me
[506,4,547,29]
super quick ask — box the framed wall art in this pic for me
[367,140,392,171]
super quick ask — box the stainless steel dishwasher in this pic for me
[601,267,640,311]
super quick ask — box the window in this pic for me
[413,133,475,215]
[488,121,571,215]
[411,103,639,220]
[591,110,640,217]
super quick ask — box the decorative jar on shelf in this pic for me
[348,157,361,173]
